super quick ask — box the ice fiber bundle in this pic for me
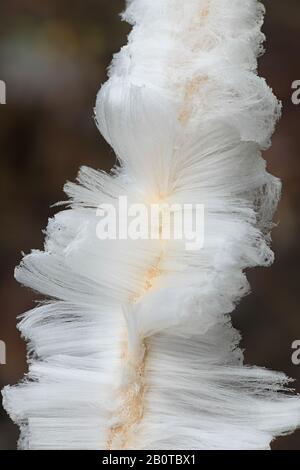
[3,0,300,450]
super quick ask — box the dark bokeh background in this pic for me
[0,0,299,450]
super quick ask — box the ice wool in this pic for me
[3,0,300,450]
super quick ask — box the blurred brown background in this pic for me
[0,0,299,450]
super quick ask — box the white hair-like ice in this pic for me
[3,0,300,450]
